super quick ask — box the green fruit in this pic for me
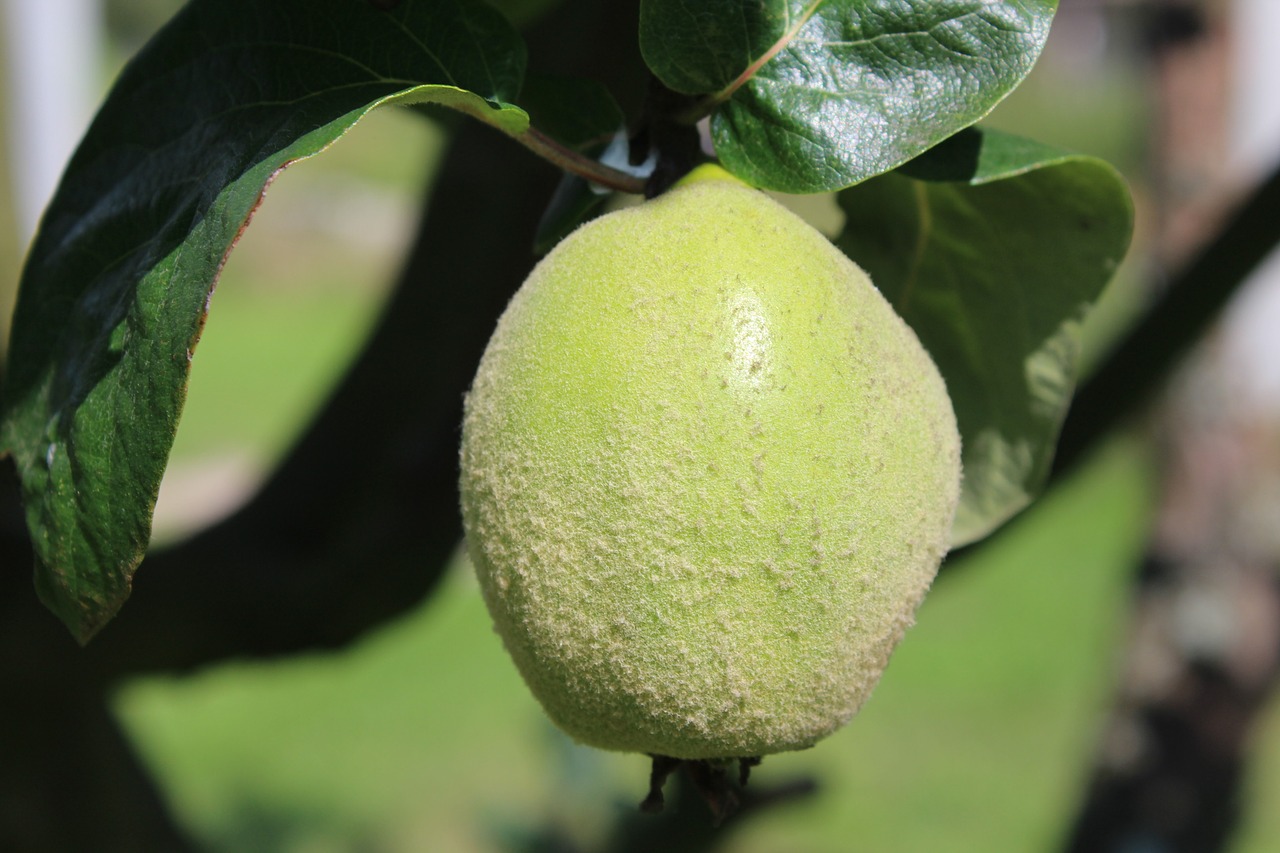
[460,165,960,760]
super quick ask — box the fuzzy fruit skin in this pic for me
[460,166,960,760]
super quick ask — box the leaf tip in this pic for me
[33,560,131,646]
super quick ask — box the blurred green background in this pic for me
[3,2,1279,851]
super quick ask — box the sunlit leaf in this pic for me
[642,0,1058,193]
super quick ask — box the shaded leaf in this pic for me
[519,76,630,253]
[0,0,526,642]
[519,74,625,150]
[640,0,791,94]
[490,0,569,27]
[643,0,1057,193]
[834,128,1133,545]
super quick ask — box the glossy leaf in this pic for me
[0,0,527,642]
[643,0,1057,193]
[834,128,1133,546]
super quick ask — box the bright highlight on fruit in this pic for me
[459,164,961,763]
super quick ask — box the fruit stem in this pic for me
[638,755,766,824]
[640,755,682,814]
[515,127,646,195]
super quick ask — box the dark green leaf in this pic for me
[640,0,790,94]
[834,128,1133,546]
[643,0,1057,193]
[0,0,526,643]
[519,74,625,150]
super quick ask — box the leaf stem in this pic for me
[514,127,646,195]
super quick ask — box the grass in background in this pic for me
[0,7,24,352]
[1239,704,1280,851]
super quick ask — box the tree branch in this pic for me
[1053,159,1280,480]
